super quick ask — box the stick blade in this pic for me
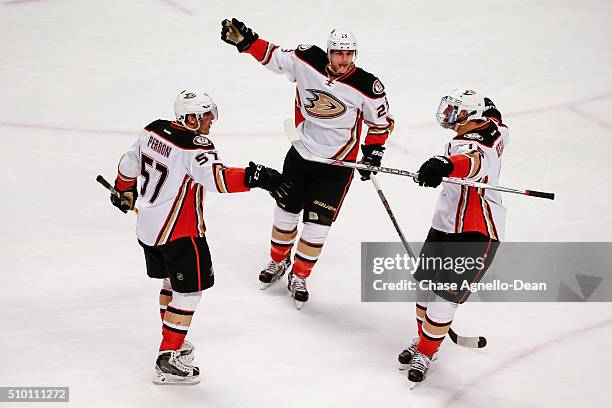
[448,328,487,348]
[478,336,487,348]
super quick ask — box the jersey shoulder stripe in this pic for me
[294,44,328,76]
[144,119,216,150]
[339,67,386,99]
[453,120,501,148]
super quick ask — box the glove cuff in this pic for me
[237,33,259,53]
[361,143,385,154]
[115,173,136,191]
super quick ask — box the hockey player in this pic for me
[398,89,507,386]
[220,18,394,308]
[109,90,290,384]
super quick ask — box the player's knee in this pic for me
[275,189,302,214]
[425,297,458,322]
[169,291,202,311]
[301,222,331,244]
[274,205,300,230]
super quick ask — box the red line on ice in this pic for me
[2,93,611,140]
[0,120,134,135]
[2,0,46,4]
[159,0,193,16]
[0,119,277,138]
[442,317,612,407]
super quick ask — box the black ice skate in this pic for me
[398,338,419,370]
[153,350,200,385]
[287,271,309,310]
[399,338,437,370]
[407,351,432,388]
[259,257,291,290]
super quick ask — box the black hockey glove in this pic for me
[244,162,293,201]
[221,18,259,53]
[358,144,385,181]
[110,182,138,214]
[415,156,454,188]
[483,97,502,122]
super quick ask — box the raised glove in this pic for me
[483,97,502,122]
[415,156,454,188]
[358,144,385,181]
[221,18,259,53]
[110,181,138,213]
[244,162,292,201]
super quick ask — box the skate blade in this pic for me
[407,380,418,389]
[294,299,304,310]
[259,274,284,290]
[153,372,200,385]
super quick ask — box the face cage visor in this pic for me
[436,96,475,128]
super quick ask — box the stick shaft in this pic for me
[369,175,415,259]
[284,120,554,200]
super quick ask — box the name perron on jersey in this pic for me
[432,118,510,241]
[117,120,249,246]
[244,39,394,161]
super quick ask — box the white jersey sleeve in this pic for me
[362,93,394,146]
[450,141,488,181]
[183,148,223,193]
[118,137,142,180]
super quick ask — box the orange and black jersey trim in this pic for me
[155,176,206,245]
[453,119,502,148]
[246,39,388,100]
[145,119,216,151]
[454,178,499,241]
[292,44,387,99]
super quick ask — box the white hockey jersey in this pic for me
[244,39,394,161]
[116,120,249,246]
[431,117,509,241]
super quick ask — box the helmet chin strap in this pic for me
[184,113,202,131]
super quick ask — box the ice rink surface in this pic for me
[1,0,612,407]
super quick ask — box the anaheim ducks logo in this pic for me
[184,92,196,99]
[303,89,347,119]
[193,135,212,146]
[462,89,476,96]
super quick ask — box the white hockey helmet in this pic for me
[436,88,486,129]
[327,29,358,57]
[174,90,218,129]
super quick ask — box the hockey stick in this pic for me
[283,120,486,348]
[369,175,416,259]
[96,175,139,214]
[448,328,487,348]
[283,120,554,200]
